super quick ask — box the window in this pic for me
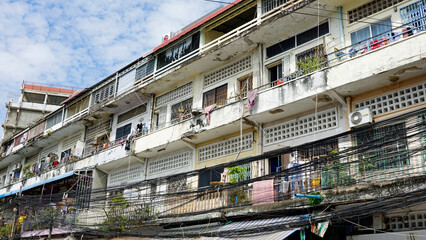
[157,32,200,70]
[66,97,89,118]
[203,84,227,108]
[198,167,224,188]
[239,75,253,98]
[46,111,62,129]
[355,123,409,172]
[117,105,147,124]
[135,59,155,81]
[61,149,71,162]
[171,98,193,124]
[350,18,392,45]
[266,22,329,58]
[116,124,131,139]
[23,92,45,104]
[295,45,327,74]
[92,81,116,105]
[269,64,282,83]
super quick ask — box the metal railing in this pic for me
[327,16,426,65]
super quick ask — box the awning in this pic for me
[207,215,307,240]
[0,171,74,199]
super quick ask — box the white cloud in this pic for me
[0,0,221,139]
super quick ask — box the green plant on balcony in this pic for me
[296,56,322,75]
[0,225,12,237]
[358,157,375,173]
[23,163,36,179]
[321,147,355,188]
[101,195,157,233]
[228,166,249,205]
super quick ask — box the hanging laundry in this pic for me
[252,179,275,205]
[203,104,217,124]
[246,89,258,109]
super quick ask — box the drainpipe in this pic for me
[338,6,345,48]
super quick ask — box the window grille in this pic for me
[354,82,426,116]
[148,151,192,175]
[108,165,144,187]
[92,81,116,105]
[348,0,404,24]
[418,113,426,169]
[135,59,155,81]
[355,123,409,172]
[171,98,193,124]
[239,75,253,98]
[167,175,188,193]
[262,0,290,13]
[264,108,338,146]
[204,56,252,87]
[155,82,193,107]
[400,0,426,31]
[295,45,327,73]
[229,163,252,182]
[75,173,93,210]
[198,133,253,162]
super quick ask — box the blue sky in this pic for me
[0,0,221,139]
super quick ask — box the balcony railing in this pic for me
[327,15,426,65]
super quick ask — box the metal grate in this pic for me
[75,172,93,210]
[171,98,193,124]
[400,0,426,31]
[148,151,192,175]
[198,133,253,162]
[355,123,409,172]
[264,108,338,146]
[418,113,426,172]
[354,82,426,116]
[348,0,404,24]
[204,56,252,87]
[262,0,290,13]
[155,82,193,107]
[108,165,145,187]
[295,45,327,73]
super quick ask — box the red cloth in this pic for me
[203,104,217,124]
[252,179,275,205]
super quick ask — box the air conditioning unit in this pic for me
[372,214,386,230]
[349,108,373,128]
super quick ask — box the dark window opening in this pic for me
[269,64,282,83]
[266,22,329,58]
[297,22,329,46]
[157,32,200,70]
[198,167,224,188]
[116,123,132,140]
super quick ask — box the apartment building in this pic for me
[0,0,426,239]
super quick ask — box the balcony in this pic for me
[327,16,426,97]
